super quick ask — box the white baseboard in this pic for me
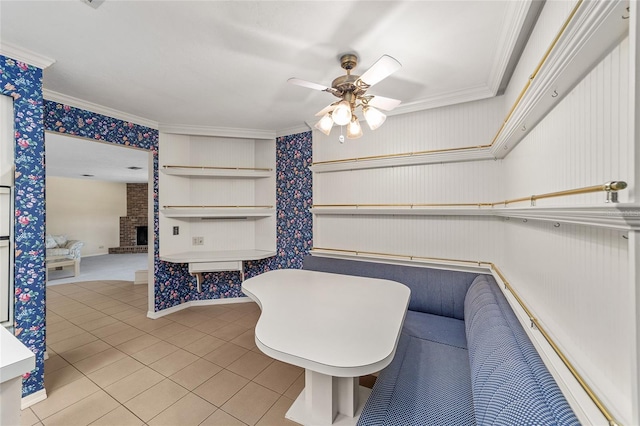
[21,388,46,409]
[147,296,253,319]
[134,270,148,285]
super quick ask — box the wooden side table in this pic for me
[46,256,79,281]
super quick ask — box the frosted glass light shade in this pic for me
[332,100,352,126]
[363,106,386,130]
[314,113,334,135]
[347,116,363,139]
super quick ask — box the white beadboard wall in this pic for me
[504,37,631,206]
[314,159,504,205]
[312,95,505,163]
[500,220,632,422]
[496,35,634,423]
[312,27,634,426]
[314,215,503,264]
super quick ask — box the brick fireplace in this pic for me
[109,183,148,254]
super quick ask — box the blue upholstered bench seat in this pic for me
[359,332,476,425]
[302,256,580,426]
[403,310,467,349]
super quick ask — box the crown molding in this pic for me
[43,89,159,129]
[276,124,311,138]
[392,84,494,116]
[159,124,276,140]
[486,0,534,95]
[0,42,55,69]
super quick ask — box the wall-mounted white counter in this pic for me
[160,249,276,292]
[1,326,35,425]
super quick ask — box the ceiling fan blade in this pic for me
[358,55,402,87]
[288,78,332,92]
[367,95,402,111]
[315,102,338,117]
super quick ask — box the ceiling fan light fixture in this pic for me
[363,106,386,130]
[332,100,352,126]
[315,112,334,136]
[347,116,363,139]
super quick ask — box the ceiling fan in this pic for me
[288,53,402,139]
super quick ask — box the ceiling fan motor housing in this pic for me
[331,75,361,98]
[340,54,358,71]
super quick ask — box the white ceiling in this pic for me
[0,0,539,181]
[45,132,149,183]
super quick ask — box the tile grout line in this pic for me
[42,280,295,426]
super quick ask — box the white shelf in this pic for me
[159,133,276,268]
[161,207,274,219]
[161,166,272,179]
[311,204,640,231]
[160,249,276,264]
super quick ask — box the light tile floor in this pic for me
[21,280,310,426]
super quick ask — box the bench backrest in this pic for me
[303,255,479,320]
[464,275,579,425]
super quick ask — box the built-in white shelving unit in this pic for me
[159,132,276,289]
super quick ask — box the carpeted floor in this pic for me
[47,253,149,285]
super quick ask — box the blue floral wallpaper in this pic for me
[0,55,46,397]
[3,50,312,398]
[155,131,313,310]
[44,102,157,151]
[44,104,312,313]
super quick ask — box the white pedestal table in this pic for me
[242,269,410,426]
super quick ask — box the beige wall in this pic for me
[46,176,126,256]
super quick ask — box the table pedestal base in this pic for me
[286,370,372,425]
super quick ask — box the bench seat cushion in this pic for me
[303,256,478,319]
[357,332,476,426]
[465,275,579,426]
[403,310,467,349]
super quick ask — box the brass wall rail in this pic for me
[496,181,627,206]
[312,145,491,166]
[312,247,486,266]
[310,246,619,425]
[489,264,619,426]
[312,0,584,167]
[163,165,272,171]
[312,181,627,209]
